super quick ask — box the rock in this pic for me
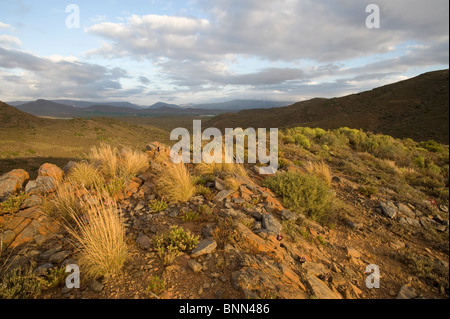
[89,280,104,293]
[280,209,298,222]
[26,176,58,194]
[49,250,71,264]
[399,217,422,228]
[346,247,362,259]
[34,263,54,276]
[38,163,64,181]
[0,169,29,199]
[214,178,226,191]
[0,230,16,251]
[62,161,78,175]
[397,203,416,218]
[261,214,282,234]
[201,225,214,239]
[213,190,234,202]
[439,205,448,214]
[191,239,217,257]
[305,274,342,299]
[397,285,418,299]
[136,234,152,249]
[21,194,43,208]
[346,220,363,230]
[187,260,203,273]
[302,261,328,277]
[379,201,397,219]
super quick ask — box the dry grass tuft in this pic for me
[119,148,149,179]
[305,161,332,185]
[88,144,119,178]
[64,193,128,279]
[156,162,195,202]
[68,161,102,189]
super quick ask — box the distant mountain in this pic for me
[147,102,182,109]
[189,99,292,110]
[15,99,81,118]
[207,70,450,144]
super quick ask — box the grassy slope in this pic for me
[0,104,169,177]
[207,70,449,144]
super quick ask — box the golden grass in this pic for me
[119,148,149,179]
[51,181,83,220]
[224,176,240,191]
[156,162,195,202]
[194,161,247,177]
[68,161,103,189]
[88,144,119,178]
[305,161,332,185]
[64,193,128,279]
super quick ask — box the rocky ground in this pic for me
[0,142,448,300]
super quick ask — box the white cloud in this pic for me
[0,35,22,48]
[0,21,15,30]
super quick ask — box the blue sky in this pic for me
[0,0,448,106]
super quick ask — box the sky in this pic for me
[0,0,448,106]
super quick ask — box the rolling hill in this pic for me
[0,101,49,128]
[207,69,449,144]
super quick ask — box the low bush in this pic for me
[263,172,333,223]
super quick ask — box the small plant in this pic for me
[51,182,82,220]
[196,185,215,201]
[148,199,168,213]
[0,191,28,214]
[41,267,67,289]
[146,275,166,297]
[316,235,328,246]
[153,226,199,265]
[358,185,378,198]
[224,176,240,191]
[197,204,213,216]
[181,209,199,222]
[0,265,42,299]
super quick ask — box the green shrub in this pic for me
[292,134,311,149]
[358,185,378,197]
[153,226,199,265]
[0,265,42,299]
[0,192,28,214]
[419,140,445,153]
[148,199,168,213]
[263,172,333,223]
[146,275,166,296]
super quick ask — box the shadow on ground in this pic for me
[0,157,76,179]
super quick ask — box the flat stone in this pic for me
[49,250,71,264]
[34,263,54,276]
[305,274,342,299]
[187,259,203,273]
[0,169,29,199]
[213,190,234,202]
[261,214,282,234]
[346,247,362,259]
[397,285,418,299]
[397,203,416,218]
[280,209,298,222]
[399,217,422,228]
[191,239,217,257]
[136,234,152,249]
[379,201,397,219]
[89,280,104,293]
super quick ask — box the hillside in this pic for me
[0,101,49,128]
[0,130,448,300]
[16,99,82,118]
[208,70,449,144]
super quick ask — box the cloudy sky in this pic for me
[0,0,448,106]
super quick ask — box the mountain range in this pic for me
[207,69,449,143]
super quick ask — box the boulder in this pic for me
[38,163,64,181]
[191,239,217,257]
[0,169,29,199]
